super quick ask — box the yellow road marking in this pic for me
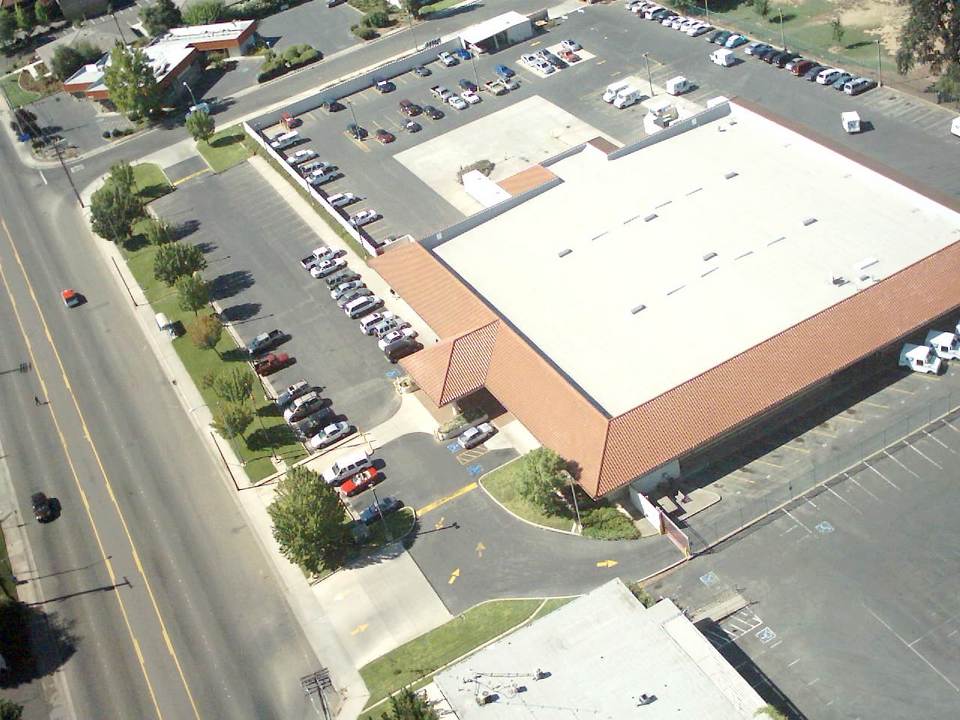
[434,516,444,530]
[475,542,485,558]
[346,134,371,152]
[456,447,487,465]
[860,400,889,409]
[416,481,477,516]
[350,623,368,636]
[172,168,210,186]
[782,443,811,454]
[834,413,864,424]
[1,217,201,720]
[448,568,460,584]
[887,386,914,394]
[596,560,618,568]
[808,427,837,438]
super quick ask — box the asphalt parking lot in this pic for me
[29,92,133,156]
[647,409,960,719]
[258,0,361,55]
[151,163,401,432]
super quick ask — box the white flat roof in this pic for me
[159,20,255,44]
[436,102,960,415]
[460,11,530,45]
[433,580,764,719]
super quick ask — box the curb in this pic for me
[476,461,580,537]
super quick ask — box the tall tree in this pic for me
[380,688,439,720]
[90,183,142,243]
[144,216,173,245]
[185,109,215,143]
[51,41,103,81]
[175,273,209,315]
[516,447,567,509]
[153,242,207,284]
[187,313,222,350]
[34,0,48,25]
[0,698,24,720]
[0,9,18,45]
[896,0,960,75]
[109,160,137,195]
[103,43,161,118]
[212,366,255,404]
[13,1,32,32]
[268,467,351,575]
[212,401,254,440]
[182,0,224,25]
[139,0,182,36]
[934,62,960,106]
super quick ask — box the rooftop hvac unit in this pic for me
[476,692,496,706]
[830,273,848,286]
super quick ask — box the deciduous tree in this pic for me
[185,108,215,143]
[0,698,24,720]
[153,242,207,284]
[268,466,351,575]
[212,366,254,404]
[212,401,253,440]
[90,183,142,243]
[103,43,161,118]
[144,216,173,245]
[187,313,222,349]
[175,273,210,315]
[139,0,182,36]
[516,447,567,509]
[34,0,49,26]
[13,1,32,32]
[0,9,18,46]
[182,0,224,26]
[379,688,439,720]
[51,41,103,81]
[896,0,960,75]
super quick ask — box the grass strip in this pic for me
[198,125,253,173]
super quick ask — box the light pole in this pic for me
[876,39,882,86]
[370,486,393,542]
[182,81,198,108]
[345,99,361,139]
[642,52,653,97]
[470,53,481,89]
[778,7,785,50]
[704,0,709,23]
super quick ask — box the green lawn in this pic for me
[0,526,18,602]
[0,73,40,109]
[360,599,542,710]
[198,125,253,173]
[419,0,464,15]
[133,163,173,201]
[120,216,305,482]
[481,460,576,532]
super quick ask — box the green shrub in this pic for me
[351,24,377,39]
[581,507,639,540]
[362,9,390,26]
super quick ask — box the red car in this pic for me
[339,467,381,497]
[559,49,580,63]
[374,129,395,144]
[61,289,83,307]
[253,352,292,376]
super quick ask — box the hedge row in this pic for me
[257,44,322,83]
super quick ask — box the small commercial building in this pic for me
[156,20,258,57]
[371,99,960,500]
[433,579,766,718]
[459,11,534,53]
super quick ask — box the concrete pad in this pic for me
[315,545,453,668]
[393,95,615,216]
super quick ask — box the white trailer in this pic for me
[899,344,942,375]
[841,111,861,133]
[925,330,960,360]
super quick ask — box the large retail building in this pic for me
[372,99,960,499]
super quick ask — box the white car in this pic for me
[520,53,538,66]
[461,89,481,105]
[312,245,336,261]
[331,280,365,300]
[307,169,339,186]
[438,51,457,66]
[816,67,844,85]
[377,327,418,350]
[327,192,359,208]
[359,311,394,334]
[336,287,373,309]
[310,258,346,278]
[306,422,354,451]
[371,317,409,338]
[457,422,497,449]
[688,23,711,36]
[669,16,686,29]
[500,76,520,90]
[349,209,380,227]
[560,39,581,51]
[287,149,317,165]
[447,95,468,110]
[534,60,555,75]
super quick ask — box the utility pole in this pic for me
[642,52,653,96]
[345,99,361,139]
[111,11,128,44]
[53,139,84,208]
[470,53,481,89]
[778,7,785,49]
[876,39,882,86]
[182,81,198,108]
[704,0,709,23]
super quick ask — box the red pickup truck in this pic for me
[254,353,293,376]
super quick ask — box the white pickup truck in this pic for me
[430,85,453,102]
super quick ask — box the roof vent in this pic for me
[767,236,786,246]
[644,213,658,222]
[686,187,703,196]
[630,304,647,315]
[558,248,572,258]
[724,171,738,180]
[666,285,685,296]
[703,251,717,262]
[734,250,754,261]
[831,273,848,286]
[802,217,817,227]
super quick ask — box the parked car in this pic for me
[559,49,580,63]
[816,67,844,85]
[754,45,779,61]
[412,65,431,77]
[306,421,354,451]
[453,48,471,60]
[688,24,712,37]
[484,79,508,95]
[349,209,380,227]
[385,340,421,363]
[399,99,422,116]
[438,51,458,66]
[745,41,770,56]
[403,120,422,133]
[336,287,373,309]
[246,329,288,356]
[461,89,481,104]
[291,407,335,440]
[725,34,748,48]
[346,123,367,139]
[495,64,515,79]
[533,60,555,75]
[803,64,827,81]
[458,79,478,92]
[788,59,813,76]
[331,280,365,300]
[375,129,396,144]
[287,148,317,165]
[374,79,395,93]
[371,317,409,338]
[359,311,395,334]
[62,288,82,307]
[561,39,582,51]
[321,100,345,112]
[709,30,729,44]
[359,496,403,524]
[32,492,54,522]
[540,50,566,69]
[447,95,468,110]
[764,49,788,64]
[300,160,335,177]
[458,422,497,449]
[254,353,292,376]
[327,192,360,208]
[423,105,444,120]
[775,52,801,68]
[311,258,347,278]
[377,327,418,349]
[345,295,383,319]
[844,77,877,95]
[831,72,856,89]
[339,467,382,497]
[324,268,360,287]
[307,168,340,186]
[283,391,325,422]
[276,380,311,408]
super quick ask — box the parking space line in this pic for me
[749,457,783,468]
[882,449,920,478]
[807,427,837,438]
[173,167,211,186]
[860,399,889,409]
[887,386,914,395]
[907,443,944,470]
[843,472,881,502]
[416,481,478,516]
[834,413,864,424]
[944,419,960,434]
[864,461,901,491]
[923,429,957,454]
[827,485,863,514]
[867,607,960,694]
[781,508,812,534]
[783,443,811,454]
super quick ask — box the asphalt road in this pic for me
[0,130,322,717]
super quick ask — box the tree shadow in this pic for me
[256,402,281,418]
[139,183,172,202]
[422,1,481,20]
[173,219,201,240]
[246,423,296,451]
[210,133,243,149]
[209,269,254,300]
[220,302,261,323]
[778,12,796,22]
[123,231,150,253]
[194,241,217,255]
[221,347,250,362]
[0,600,77,688]
[845,40,874,49]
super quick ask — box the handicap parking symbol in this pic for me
[756,627,776,644]
[385,369,401,379]
[815,520,834,534]
[699,571,719,587]
[467,463,484,477]
[447,442,461,453]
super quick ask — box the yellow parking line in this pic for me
[887,386,914,394]
[860,400,889,409]
[783,443,811,454]
[417,482,478,516]
[751,457,783,468]
[834,413,864,424]
[172,167,210,186]
[808,427,837,438]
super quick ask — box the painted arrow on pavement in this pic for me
[351,623,369,635]
[448,568,460,584]
[596,560,619,568]
[476,542,486,558]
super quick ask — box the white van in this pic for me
[269,131,300,150]
[344,295,382,319]
[613,86,642,109]
[952,117,960,138]
[665,76,691,95]
[710,48,735,67]
[155,312,178,339]
[602,79,631,103]
[322,449,371,485]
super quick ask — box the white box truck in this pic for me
[603,79,631,103]
[899,344,942,374]
[925,331,960,360]
[613,86,642,109]
[666,76,691,95]
[841,111,861,133]
[710,48,735,67]
[952,117,960,138]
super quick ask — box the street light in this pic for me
[642,52,653,97]
[182,81,198,108]
[876,39,883,86]
[470,53,481,90]
[778,7,785,50]
[704,0,709,23]
[345,99,361,139]
[370,486,393,543]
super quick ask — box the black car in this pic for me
[754,46,778,61]
[412,65,431,77]
[292,407,336,440]
[775,52,800,68]
[458,79,478,93]
[403,120,421,133]
[764,49,787,64]
[423,105,444,120]
[543,52,566,69]
[321,100,344,112]
[346,123,367,139]
[385,340,422,364]
[32,492,54,522]
[803,64,826,81]
[707,30,725,43]
[359,496,404,525]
